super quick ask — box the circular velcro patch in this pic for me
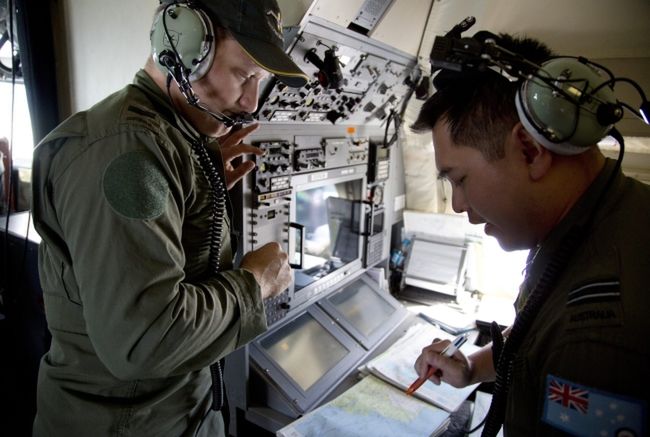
[103,150,169,220]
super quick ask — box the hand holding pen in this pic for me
[406,333,468,395]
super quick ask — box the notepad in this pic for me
[359,323,480,412]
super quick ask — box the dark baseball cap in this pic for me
[194,0,308,88]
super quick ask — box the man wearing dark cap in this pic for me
[31,1,308,435]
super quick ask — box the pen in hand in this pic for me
[405,333,468,396]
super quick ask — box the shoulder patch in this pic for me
[567,280,620,306]
[103,150,169,220]
[543,374,647,436]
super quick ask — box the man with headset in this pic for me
[411,32,649,435]
[31,0,308,436]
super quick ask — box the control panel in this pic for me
[256,16,419,126]
[253,137,369,198]
[249,136,376,325]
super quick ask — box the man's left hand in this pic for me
[214,123,264,190]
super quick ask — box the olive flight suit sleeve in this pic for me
[43,126,267,381]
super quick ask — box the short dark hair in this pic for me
[411,34,554,161]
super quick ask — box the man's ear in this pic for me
[512,122,552,181]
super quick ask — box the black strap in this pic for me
[490,321,504,370]
[209,359,225,411]
[157,75,231,416]
[190,138,228,412]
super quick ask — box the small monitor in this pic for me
[403,238,468,296]
[319,274,408,349]
[249,306,365,413]
[259,311,348,391]
[293,178,363,291]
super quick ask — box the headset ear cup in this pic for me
[516,84,590,156]
[150,3,214,81]
[516,57,619,153]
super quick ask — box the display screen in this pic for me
[329,280,395,337]
[294,179,362,290]
[259,312,349,391]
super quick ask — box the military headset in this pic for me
[150,0,253,127]
[429,17,650,155]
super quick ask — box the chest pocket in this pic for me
[60,261,82,305]
[39,245,81,305]
[39,246,87,333]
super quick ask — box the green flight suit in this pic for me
[31,70,267,436]
[505,159,650,435]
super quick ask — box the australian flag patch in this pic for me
[543,374,647,436]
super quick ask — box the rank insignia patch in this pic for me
[567,280,620,306]
[542,374,646,436]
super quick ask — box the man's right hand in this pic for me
[414,340,496,388]
[240,242,292,299]
[414,338,473,388]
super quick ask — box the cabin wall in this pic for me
[59,0,157,113]
[55,0,650,212]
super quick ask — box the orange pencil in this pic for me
[406,333,468,396]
